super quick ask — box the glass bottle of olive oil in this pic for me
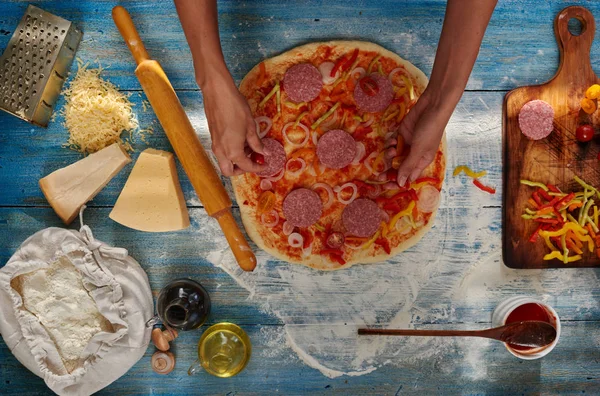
[188,323,251,378]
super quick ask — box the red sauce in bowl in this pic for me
[505,303,552,351]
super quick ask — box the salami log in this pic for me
[283,63,323,103]
[282,188,323,227]
[518,100,555,140]
[317,129,357,169]
[342,198,381,237]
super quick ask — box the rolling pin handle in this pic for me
[112,6,150,65]
[216,210,257,272]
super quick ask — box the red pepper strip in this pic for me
[539,197,560,209]
[320,248,344,256]
[353,126,373,141]
[529,225,543,243]
[375,238,391,254]
[341,48,359,73]
[414,177,440,185]
[409,189,419,202]
[330,57,347,78]
[533,218,560,224]
[376,191,412,204]
[547,184,561,193]
[331,255,346,265]
[532,192,542,205]
[554,193,575,210]
[473,179,496,194]
[554,208,564,223]
[537,188,552,202]
[383,201,403,212]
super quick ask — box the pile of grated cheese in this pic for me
[61,62,142,154]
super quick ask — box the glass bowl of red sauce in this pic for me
[492,297,561,360]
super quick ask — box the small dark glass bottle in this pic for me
[156,279,211,331]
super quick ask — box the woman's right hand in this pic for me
[200,76,264,176]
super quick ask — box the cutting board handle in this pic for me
[554,6,596,79]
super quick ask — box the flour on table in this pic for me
[192,92,599,379]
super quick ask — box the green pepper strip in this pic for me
[579,199,595,226]
[520,180,549,191]
[259,82,280,107]
[574,175,596,192]
[561,233,569,264]
[311,102,340,130]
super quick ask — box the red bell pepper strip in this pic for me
[529,225,543,243]
[330,49,358,78]
[383,201,403,212]
[547,184,561,193]
[330,57,347,78]
[537,188,552,202]
[353,126,373,141]
[375,238,391,254]
[539,197,560,209]
[320,248,344,256]
[554,193,575,211]
[532,192,542,205]
[341,49,359,73]
[473,179,496,194]
[534,218,560,224]
[409,189,419,202]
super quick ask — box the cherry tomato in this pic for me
[250,151,265,164]
[576,124,594,142]
[360,76,379,97]
[326,232,345,249]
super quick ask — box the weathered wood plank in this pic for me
[0,91,503,208]
[1,0,600,92]
[1,322,599,395]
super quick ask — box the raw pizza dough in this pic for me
[232,41,446,270]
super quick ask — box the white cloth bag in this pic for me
[0,213,153,396]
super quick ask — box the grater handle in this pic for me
[112,6,150,65]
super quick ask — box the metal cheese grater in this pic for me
[0,5,82,127]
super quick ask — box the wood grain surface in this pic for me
[503,6,600,269]
[1,0,600,395]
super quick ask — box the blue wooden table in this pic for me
[2,0,600,394]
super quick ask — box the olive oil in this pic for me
[189,323,251,377]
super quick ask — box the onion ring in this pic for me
[261,210,279,228]
[254,116,272,139]
[312,131,319,146]
[260,179,273,191]
[288,232,304,248]
[334,182,358,205]
[350,67,366,80]
[351,142,366,165]
[359,114,374,128]
[283,221,295,236]
[388,67,404,83]
[282,122,310,147]
[319,62,339,85]
[265,168,285,182]
[286,157,307,177]
[312,182,334,209]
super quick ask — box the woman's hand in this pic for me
[201,77,264,176]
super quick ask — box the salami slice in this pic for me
[282,188,323,228]
[283,63,323,103]
[257,138,287,177]
[316,129,357,169]
[353,74,394,113]
[342,198,381,237]
[518,100,555,140]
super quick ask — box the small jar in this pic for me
[492,296,561,360]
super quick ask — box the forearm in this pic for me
[429,0,497,109]
[174,0,233,89]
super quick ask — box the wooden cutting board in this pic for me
[503,6,600,269]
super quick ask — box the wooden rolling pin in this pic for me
[112,6,256,271]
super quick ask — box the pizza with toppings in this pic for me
[231,41,446,270]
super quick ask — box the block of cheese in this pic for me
[40,143,131,224]
[109,149,190,232]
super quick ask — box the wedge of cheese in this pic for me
[109,149,190,232]
[40,143,131,224]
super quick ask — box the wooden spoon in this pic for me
[358,321,557,348]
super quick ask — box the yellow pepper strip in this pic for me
[548,192,567,197]
[396,102,407,123]
[394,86,408,96]
[276,85,281,114]
[401,75,415,101]
[412,181,439,190]
[524,208,537,215]
[362,230,381,250]
[389,201,416,230]
[284,101,307,109]
[353,115,364,122]
[314,223,325,232]
[294,111,309,128]
[453,165,487,179]
[520,180,549,191]
[311,102,340,130]
[560,233,569,264]
[367,55,382,74]
[580,235,594,253]
[259,82,280,107]
[543,251,582,262]
[343,57,361,82]
[383,110,399,122]
[378,63,384,76]
[595,205,599,227]
[542,235,558,251]
[540,222,588,238]
[381,221,389,238]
